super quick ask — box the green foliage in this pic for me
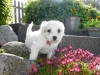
[0,49,5,53]
[34,61,96,75]
[0,0,13,25]
[23,0,78,24]
[23,0,100,29]
[83,16,100,28]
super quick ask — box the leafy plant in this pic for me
[83,16,100,28]
[0,49,5,53]
[28,46,100,75]
[0,0,13,25]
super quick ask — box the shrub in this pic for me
[23,0,83,24]
[28,46,100,75]
[0,0,13,25]
[23,0,100,29]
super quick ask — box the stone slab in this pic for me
[59,35,100,56]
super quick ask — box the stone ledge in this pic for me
[59,35,100,56]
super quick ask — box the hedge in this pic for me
[0,0,13,25]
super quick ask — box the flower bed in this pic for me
[28,46,100,75]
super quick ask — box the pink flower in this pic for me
[53,56,58,60]
[68,45,72,49]
[60,60,66,65]
[88,63,96,70]
[74,64,81,73]
[46,60,53,65]
[66,59,72,64]
[74,67,81,73]
[28,64,38,75]
[69,68,75,73]
[31,64,38,73]
[69,63,81,74]
[54,49,60,52]
[61,47,68,52]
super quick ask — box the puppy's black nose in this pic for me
[53,36,57,41]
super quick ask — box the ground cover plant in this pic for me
[28,46,100,75]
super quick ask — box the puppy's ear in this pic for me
[63,32,65,36]
[40,21,48,33]
[60,22,65,36]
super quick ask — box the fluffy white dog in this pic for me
[25,20,65,60]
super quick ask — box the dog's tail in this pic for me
[26,22,33,35]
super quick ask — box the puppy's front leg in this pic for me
[47,51,55,59]
[29,45,40,60]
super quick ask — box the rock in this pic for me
[0,53,38,75]
[0,32,5,46]
[18,23,29,42]
[1,41,30,58]
[0,25,18,46]
[18,24,40,43]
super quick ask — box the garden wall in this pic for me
[59,35,100,56]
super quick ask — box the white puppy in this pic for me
[25,20,65,60]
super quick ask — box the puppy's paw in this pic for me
[29,57,37,61]
[47,51,54,59]
[29,53,38,60]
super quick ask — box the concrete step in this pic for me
[65,30,83,36]
[59,35,100,56]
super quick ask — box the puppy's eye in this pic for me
[47,29,51,33]
[58,29,60,33]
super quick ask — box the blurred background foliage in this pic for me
[0,0,13,25]
[23,0,100,29]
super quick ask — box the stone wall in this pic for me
[59,35,100,56]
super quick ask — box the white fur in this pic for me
[25,20,65,60]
